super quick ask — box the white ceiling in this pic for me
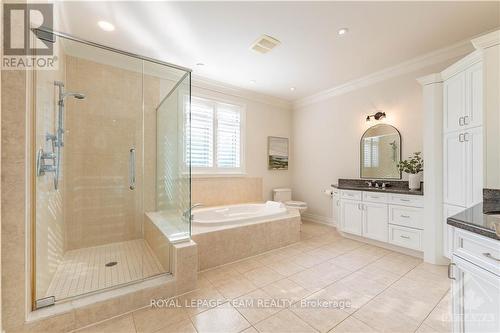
[55,1,499,101]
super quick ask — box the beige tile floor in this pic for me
[74,221,452,333]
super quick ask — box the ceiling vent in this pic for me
[250,34,281,54]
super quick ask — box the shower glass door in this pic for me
[33,32,190,306]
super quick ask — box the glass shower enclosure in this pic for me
[32,30,191,307]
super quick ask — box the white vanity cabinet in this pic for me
[443,54,483,209]
[443,127,483,208]
[339,189,423,251]
[442,53,484,264]
[332,189,340,227]
[362,202,388,242]
[443,60,483,133]
[443,204,466,259]
[450,230,500,333]
[444,70,466,133]
[339,199,363,236]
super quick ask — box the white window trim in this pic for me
[188,94,246,176]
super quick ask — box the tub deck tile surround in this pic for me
[192,210,301,271]
[191,177,263,207]
[77,221,452,333]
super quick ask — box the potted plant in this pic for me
[397,152,423,190]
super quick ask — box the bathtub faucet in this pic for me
[183,203,203,220]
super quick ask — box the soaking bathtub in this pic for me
[191,201,301,270]
[192,201,288,227]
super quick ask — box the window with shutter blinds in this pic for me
[185,96,244,173]
[363,137,379,168]
[187,97,214,168]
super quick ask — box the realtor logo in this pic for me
[2,3,57,69]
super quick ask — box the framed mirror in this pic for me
[360,124,401,179]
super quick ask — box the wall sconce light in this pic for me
[366,111,386,122]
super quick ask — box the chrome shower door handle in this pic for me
[129,147,136,190]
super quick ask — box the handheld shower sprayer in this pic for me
[36,81,86,190]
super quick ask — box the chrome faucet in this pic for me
[183,203,204,220]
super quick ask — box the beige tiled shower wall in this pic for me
[63,56,160,250]
[192,177,263,206]
[35,48,66,298]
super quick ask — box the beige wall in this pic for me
[191,84,293,203]
[484,44,500,189]
[292,61,458,221]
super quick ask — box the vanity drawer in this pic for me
[389,205,423,229]
[388,194,424,208]
[362,192,388,203]
[453,229,500,276]
[388,224,422,251]
[341,190,362,201]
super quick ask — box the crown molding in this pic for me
[417,73,443,86]
[472,29,500,50]
[441,50,482,81]
[293,39,473,109]
[191,74,292,110]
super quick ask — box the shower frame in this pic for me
[29,28,192,310]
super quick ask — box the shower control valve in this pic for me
[36,148,57,176]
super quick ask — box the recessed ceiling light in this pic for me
[290,87,296,91]
[337,28,348,36]
[98,21,115,32]
[250,80,256,84]
[196,62,204,66]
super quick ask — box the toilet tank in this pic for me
[273,188,292,202]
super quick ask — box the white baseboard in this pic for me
[340,232,424,259]
[301,213,335,226]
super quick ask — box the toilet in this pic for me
[273,188,308,215]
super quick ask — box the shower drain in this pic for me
[105,261,118,267]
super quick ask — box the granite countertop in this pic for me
[447,189,500,240]
[447,203,500,241]
[331,178,424,196]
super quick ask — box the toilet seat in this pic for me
[285,200,308,208]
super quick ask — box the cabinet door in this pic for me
[362,202,388,242]
[465,62,483,129]
[452,256,500,333]
[340,200,362,236]
[465,127,483,207]
[444,71,466,133]
[332,191,340,227]
[444,131,467,206]
[443,204,464,259]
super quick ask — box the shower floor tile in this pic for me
[46,239,165,301]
